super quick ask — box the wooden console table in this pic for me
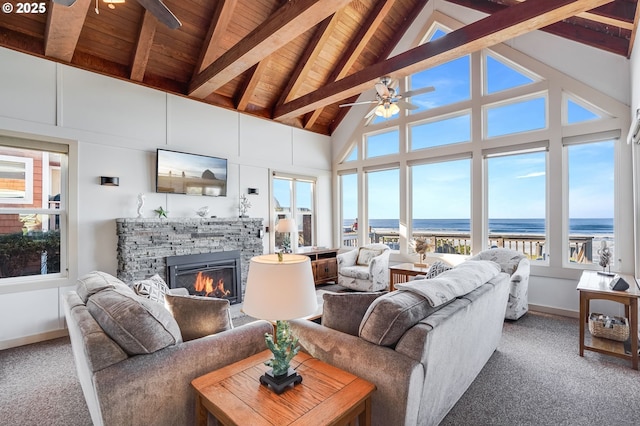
[577,270,640,369]
[389,262,430,291]
[298,248,338,285]
[192,350,375,426]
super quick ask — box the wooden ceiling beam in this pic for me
[275,0,614,121]
[506,0,635,29]
[193,0,238,77]
[188,0,353,98]
[304,0,398,129]
[44,0,92,62]
[627,1,640,56]
[236,61,270,111]
[130,11,158,82]
[276,14,339,107]
[450,0,630,55]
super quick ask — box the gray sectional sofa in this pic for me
[64,271,272,426]
[289,260,510,426]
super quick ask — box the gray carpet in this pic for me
[1,312,639,425]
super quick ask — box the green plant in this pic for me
[264,320,300,377]
[0,231,60,278]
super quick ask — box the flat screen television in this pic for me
[156,149,227,197]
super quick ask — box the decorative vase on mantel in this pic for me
[238,194,251,218]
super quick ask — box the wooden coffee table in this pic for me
[389,262,430,291]
[192,350,376,426]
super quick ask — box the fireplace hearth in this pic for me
[166,251,242,305]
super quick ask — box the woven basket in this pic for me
[588,313,629,342]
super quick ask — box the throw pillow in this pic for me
[356,247,383,266]
[87,287,182,355]
[132,274,170,303]
[76,271,134,303]
[359,290,446,346]
[322,291,386,336]
[164,294,232,341]
[424,260,453,278]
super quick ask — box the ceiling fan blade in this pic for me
[388,79,399,91]
[375,82,390,98]
[397,100,419,110]
[364,106,378,119]
[403,86,435,98]
[136,0,182,29]
[52,0,78,5]
[339,100,378,107]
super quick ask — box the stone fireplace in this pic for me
[116,218,263,295]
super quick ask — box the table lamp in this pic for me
[275,218,297,253]
[242,254,318,394]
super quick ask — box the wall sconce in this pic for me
[248,188,259,195]
[100,176,119,186]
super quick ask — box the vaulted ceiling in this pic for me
[0,0,637,136]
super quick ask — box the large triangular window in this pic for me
[484,51,540,94]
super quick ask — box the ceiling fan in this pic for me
[339,76,434,120]
[52,0,182,30]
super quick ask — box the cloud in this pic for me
[517,171,545,179]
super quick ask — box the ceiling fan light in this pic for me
[374,102,400,119]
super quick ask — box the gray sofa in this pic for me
[64,271,272,426]
[289,260,510,426]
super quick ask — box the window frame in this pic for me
[483,92,549,139]
[270,171,318,253]
[0,139,69,285]
[562,132,619,270]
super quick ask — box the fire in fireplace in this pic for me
[166,251,242,304]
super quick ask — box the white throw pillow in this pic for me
[356,247,383,266]
[132,274,170,303]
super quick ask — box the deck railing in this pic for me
[343,230,595,263]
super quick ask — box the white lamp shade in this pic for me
[275,218,297,233]
[242,254,318,321]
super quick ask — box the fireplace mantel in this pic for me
[116,217,264,293]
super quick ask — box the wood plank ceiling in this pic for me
[0,0,637,136]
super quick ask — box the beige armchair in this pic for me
[337,243,390,291]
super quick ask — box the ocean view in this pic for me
[344,218,614,236]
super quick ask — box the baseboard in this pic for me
[529,304,579,319]
[0,329,69,350]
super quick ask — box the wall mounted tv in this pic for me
[156,149,227,197]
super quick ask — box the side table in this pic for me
[389,262,430,291]
[577,270,640,369]
[192,350,376,426]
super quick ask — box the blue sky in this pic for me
[273,179,313,213]
[342,32,614,222]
